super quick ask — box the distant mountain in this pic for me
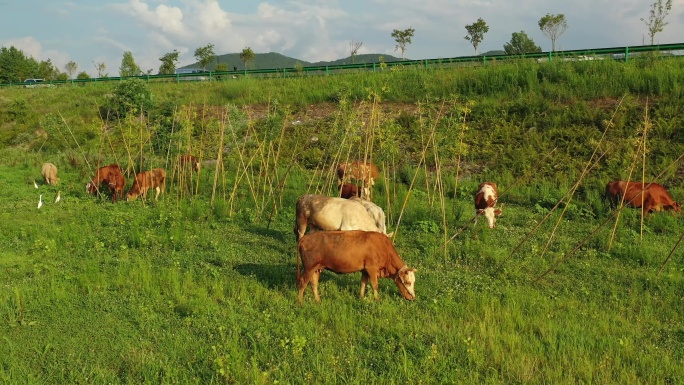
[181,52,404,71]
[480,50,507,56]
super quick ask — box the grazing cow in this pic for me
[337,161,379,196]
[127,168,166,201]
[349,197,391,236]
[605,180,681,214]
[296,230,416,303]
[474,182,502,228]
[179,154,200,172]
[339,183,364,199]
[294,194,388,241]
[86,164,124,202]
[41,163,59,185]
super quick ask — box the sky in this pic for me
[1,0,683,77]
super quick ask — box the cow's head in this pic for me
[477,206,503,228]
[394,266,417,300]
[126,190,139,201]
[86,182,97,194]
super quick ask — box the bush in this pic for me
[103,79,154,119]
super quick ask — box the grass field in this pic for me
[1,57,683,384]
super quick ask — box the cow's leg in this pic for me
[298,269,314,304]
[155,187,161,201]
[360,271,369,298]
[366,270,380,301]
[311,270,322,302]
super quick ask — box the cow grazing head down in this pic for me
[296,230,416,303]
[605,180,681,214]
[474,182,502,228]
[86,164,124,202]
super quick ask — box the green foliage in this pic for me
[158,50,180,75]
[538,13,569,51]
[64,61,78,79]
[239,47,256,69]
[503,31,542,55]
[194,43,216,71]
[76,71,90,80]
[641,0,673,45]
[464,18,489,55]
[0,46,39,83]
[119,51,142,77]
[104,79,154,119]
[391,27,415,59]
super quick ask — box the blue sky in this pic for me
[1,0,683,77]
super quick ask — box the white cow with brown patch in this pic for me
[474,182,502,228]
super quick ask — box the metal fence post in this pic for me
[625,47,629,62]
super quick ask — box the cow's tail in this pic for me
[295,240,302,287]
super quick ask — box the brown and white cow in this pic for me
[296,230,416,303]
[474,182,502,228]
[86,164,125,203]
[179,154,200,172]
[605,180,681,214]
[41,163,59,185]
[337,161,379,197]
[294,194,388,241]
[127,168,166,201]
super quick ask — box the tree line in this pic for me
[0,0,673,83]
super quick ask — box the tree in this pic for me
[93,61,107,78]
[349,40,363,63]
[641,0,673,45]
[503,31,542,55]
[158,50,180,75]
[76,71,90,80]
[194,43,216,71]
[38,59,60,80]
[464,18,489,55]
[0,46,38,83]
[119,51,141,77]
[239,47,255,70]
[538,13,568,51]
[391,27,415,59]
[64,61,78,79]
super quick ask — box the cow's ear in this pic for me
[495,209,502,216]
[407,268,417,273]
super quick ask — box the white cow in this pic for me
[294,194,389,241]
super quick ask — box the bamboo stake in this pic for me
[658,232,684,276]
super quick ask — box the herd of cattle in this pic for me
[37,158,681,303]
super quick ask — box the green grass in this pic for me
[0,146,683,384]
[1,57,683,384]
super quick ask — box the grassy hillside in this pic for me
[0,56,683,384]
[182,52,403,71]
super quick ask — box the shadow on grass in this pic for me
[242,224,291,243]
[234,262,294,289]
[234,262,360,294]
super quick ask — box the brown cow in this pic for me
[179,154,200,172]
[41,163,59,185]
[339,183,364,199]
[296,230,416,303]
[337,161,379,197]
[86,164,125,202]
[127,168,166,201]
[605,180,681,214]
[294,194,389,241]
[474,182,502,228]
